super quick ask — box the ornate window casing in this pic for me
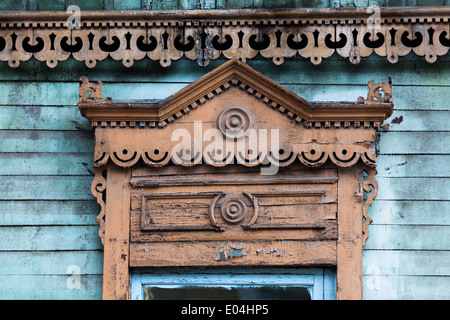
[0,7,449,68]
[78,59,393,300]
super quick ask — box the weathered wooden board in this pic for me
[1,81,449,111]
[0,226,102,251]
[130,240,337,267]
[377,155,450,177]
[368,200,450,225]
[376,177,450,200]
[363,250,450,276]
[0,153,93,175]
[0,82,187,105]
[0,0,447,12]
[0,106,91,131]
[0,251,103,275]
[0,130,94,152]
[0,274,102,300]
[385,110,450,132]
[0,200,98,226]
[364,225,450,250]
[378,132,450,154]
[363,276,450,300]
[1,56,449,84]
[0,176,93,200]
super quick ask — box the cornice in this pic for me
[78,59,394,129]
[0,7,449,67]
[1,7,449,24]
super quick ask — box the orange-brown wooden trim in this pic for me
[102,164,131,300]
[78,59,393,126]
[2,7,449,68]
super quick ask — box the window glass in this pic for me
[144,285,311,300]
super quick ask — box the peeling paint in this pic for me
[391,115,403,125]
[385,161,407,171]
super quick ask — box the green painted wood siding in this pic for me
[1,54,449,300]
[0,0,449,300]
[1,0,449,11]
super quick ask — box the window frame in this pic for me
[130,268,336,300]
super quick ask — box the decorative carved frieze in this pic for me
[78,59,393,170]
[1,7,449,68]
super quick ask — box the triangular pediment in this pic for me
[78,59,393,128]
[155,59,313,125]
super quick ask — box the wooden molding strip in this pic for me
[1,7,449,68]
[130,176,337,188]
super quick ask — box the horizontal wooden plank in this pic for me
[376,177,450,200]
[368,200,450,225]
[1,55,449,84]
[0,200,99,226]
[0,226,102,251]
[0,152,93,176]
[0,176,93,200]
[288,84,450,111]
[385,110,450,132]
[1,81,449,111]
[0,1,447,12]
[0,274,102,300]
[363,275,450,300]
[363,250,450,276]
[130,240,336,267]
[250,56,450,87]
[0,251,103,275]
[364,225,450,250]
[0,81,187,106]
[377,155,450,178]
[0,106,91,131]
[0,130,94,153]
[378,132,450,154]
[132,209,337,243]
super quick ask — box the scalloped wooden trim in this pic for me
[0,8,449,68]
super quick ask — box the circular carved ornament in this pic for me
[221,198,247,224]
[216,106,253,139]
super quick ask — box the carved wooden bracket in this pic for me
[78,60,392,300]
[1,7,449,68]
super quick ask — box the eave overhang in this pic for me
[0,7,449,68]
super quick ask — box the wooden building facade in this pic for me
[0,0,449,300]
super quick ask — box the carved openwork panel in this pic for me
[1,8,449,68]
[78,59,393,299]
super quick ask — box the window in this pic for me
[131,268,336,300]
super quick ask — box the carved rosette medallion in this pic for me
[221,198,248,224]
[216,106,253,139]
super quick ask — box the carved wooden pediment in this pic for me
[1,7,449,68]
[79,59,393,170]
[79,60,392,300]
